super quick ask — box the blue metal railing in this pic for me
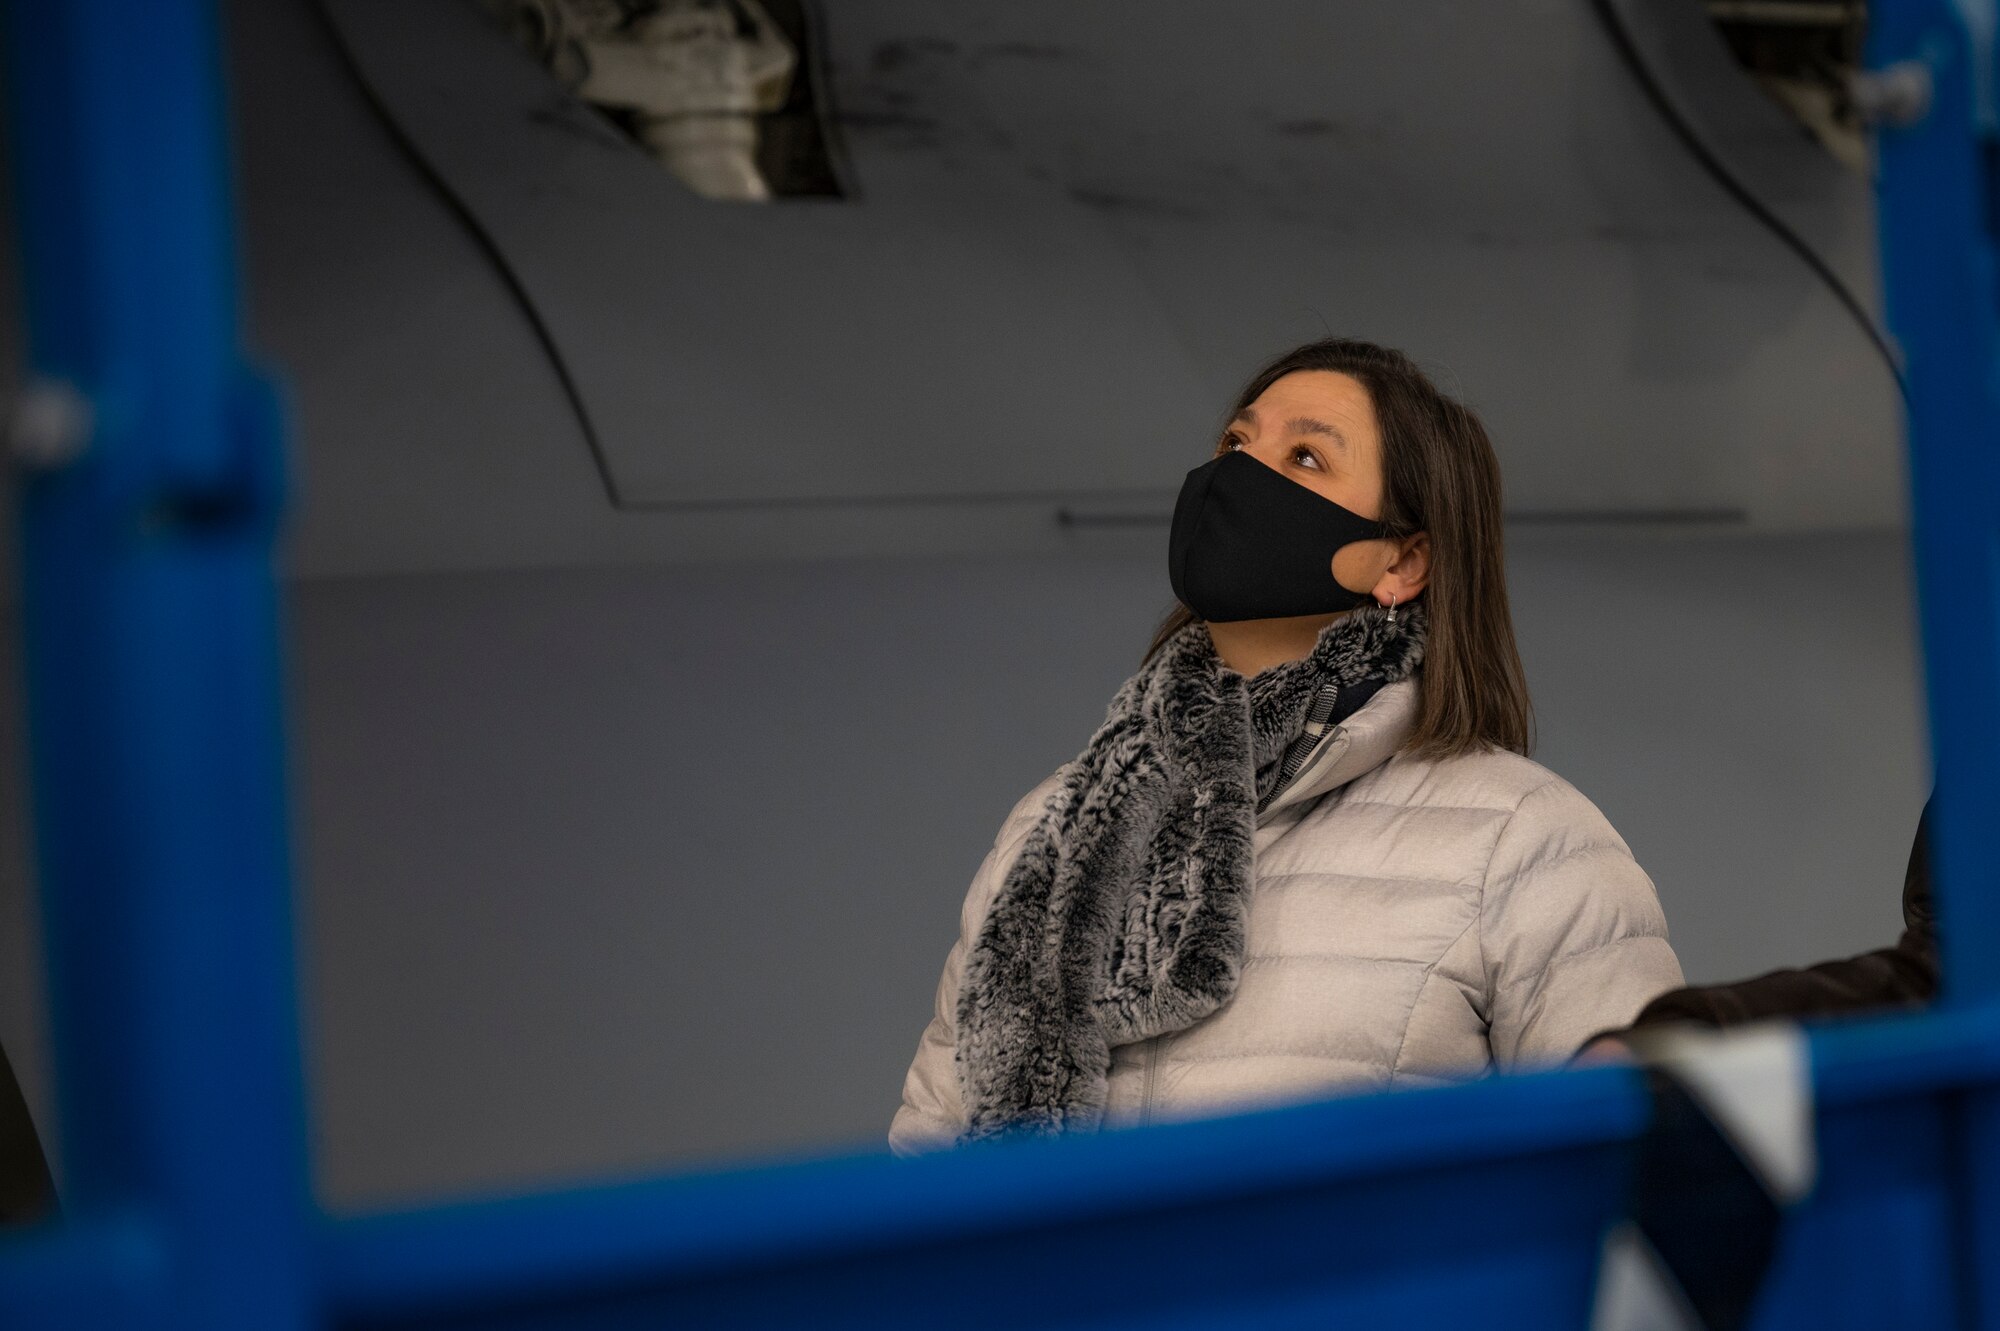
[1869,6,2000,1327]
[1,0,1995,1327]
[1,1,309,1328]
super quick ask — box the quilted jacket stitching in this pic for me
[1386,912,1484,1084]
[1492,933,1671,995]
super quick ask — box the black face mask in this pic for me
[1168,448,1390,622]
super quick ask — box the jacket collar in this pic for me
[1256,677,1419,825]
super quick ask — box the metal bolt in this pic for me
[1849,60,1934,128]
[8,378,93,470]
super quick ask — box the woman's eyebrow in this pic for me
[1230,407,1349,450]
[1288,417,1348,448]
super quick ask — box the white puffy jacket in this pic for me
[890,676,1683,1154]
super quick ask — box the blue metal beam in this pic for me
[0,0,314,1327]
[317,1065,1647,1326]
[1865,2,2000,1324]
[1870,0,2000,1010]
[299,1009,2000,1329]
[0,1216,164,1327]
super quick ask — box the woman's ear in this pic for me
[1373,532,1431,603]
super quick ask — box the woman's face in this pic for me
[1215,369,1427,599]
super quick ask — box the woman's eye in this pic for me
[1217,436,1317,468]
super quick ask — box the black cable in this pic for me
[1590,0,1912,406]
[307,0,625,506]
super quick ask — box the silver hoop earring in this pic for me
[1384,593,1398,623]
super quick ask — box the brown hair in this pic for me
[1144,337,1533,759]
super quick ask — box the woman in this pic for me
[890,337,1683,1154]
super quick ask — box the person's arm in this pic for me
[1616,797,1936,1036]
[888,773,1062,1157]
[1481,778,1685,1069]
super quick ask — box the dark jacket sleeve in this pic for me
[1620,797,1937,1033]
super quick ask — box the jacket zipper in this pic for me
[1259,681,1344,814]
[1139,1038,1161,1125]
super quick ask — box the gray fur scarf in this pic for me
[954,600,1428,1142]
